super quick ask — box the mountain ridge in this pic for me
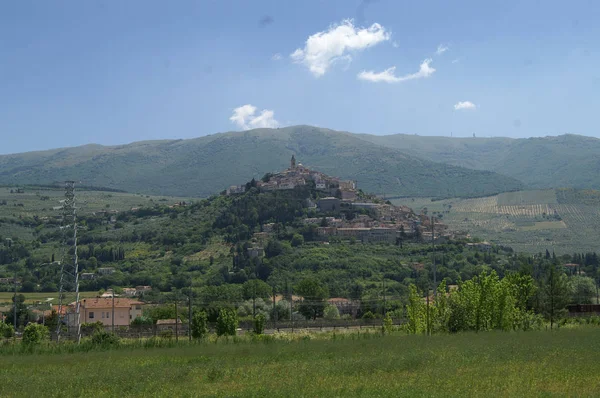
[0,126,523,198]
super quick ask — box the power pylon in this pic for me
[56,181,82,343]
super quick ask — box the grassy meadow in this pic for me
[2,328,600,397]
[394,188,600,254]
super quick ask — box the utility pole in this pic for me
[382,277,386,317]
[431,216,437,298]
[111,292,115,333]
[290,286,294,333]
[13,270,17,333]
[272,285,277,330]
[426,291,430,336]
[188,287,192,342]
[175,299,179,342]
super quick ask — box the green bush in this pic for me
[216,308,238,336]
[22,323,48,345]
[0,322,14,339]
[81,321,104,335]
[253,314,266,335]
[323,305,340,320]
[383,313,393,335]
[90,330,120,347]
[362,311,376,320]
[191,311,209,340]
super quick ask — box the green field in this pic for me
[0,291,98,305]
[393,189,600,254]
[1,328,599,397]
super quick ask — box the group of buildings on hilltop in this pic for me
[226,155,358,198]
[225,156,453,246]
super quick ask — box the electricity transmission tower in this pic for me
[56,181,82,343]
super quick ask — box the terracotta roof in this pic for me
[75,298,144,309]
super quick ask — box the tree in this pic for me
[295,278,328,320]
[216,308,238,336]
[190,310,209,339]
[406,284,425,334]
[569,276,596,304]
[540,264,569,329]
[22,323,48,345]
[291,234,304,247]
[253,313,266,335]
[323,304,340,320]
[5,294,30,329]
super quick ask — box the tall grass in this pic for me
[1,327,600,397]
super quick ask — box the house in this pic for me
[226,185,245,195]
[327,298,354,315]
[71,298,145,327]
[156,319,183,331]
[341,190,357,201]
[318,197,341,212]
[315,180,327,190]
[135,286,152,295]
[80,273,95,280]
[366,227,396,244]
[247,247,265,258]
[339,180,356,190]
[336,228,371,241]
[97,267,115,275]
[122,288,137,297]
[262,223,276,233]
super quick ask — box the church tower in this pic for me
[291,155,296,169]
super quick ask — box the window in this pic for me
[106,312,110,319]
[102,312,105,319]
[135,305,141,310]
[89,312,94,319]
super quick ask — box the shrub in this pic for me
[0,322,14,339]
[22,323,48,345]
[323,305,340,320]
[362,311,376,320]
[91,330,120,347]
[216,308,238,336]
[383,313,393,335]
[81,321,104,335]
[253,314,266,335]
[191,310,209,340]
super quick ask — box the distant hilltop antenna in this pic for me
[56,181,82,344]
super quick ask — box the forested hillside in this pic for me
[0,126,522,198]
[365,133,600,190]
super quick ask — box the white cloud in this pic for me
[230,104,279,129]
[357,59,435,83]
[271,53,282,61]
[454,101,477,110]
[436,44,449,55]
[392,41,399,48]
[451,58,459,64]
[291,19,390,77]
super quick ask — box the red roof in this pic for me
[73,298,144,309]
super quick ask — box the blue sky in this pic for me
[1,0,599,154]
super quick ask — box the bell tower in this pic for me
[291,154,296,169]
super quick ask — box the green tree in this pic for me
[540,264,569,329]
[323,304,340,320]
[382,313,393,335]
[190,310,209,339]
[295,278,328,320]
[4,294,30,329]
[22,323,48,345]
[569,276,596,304]
[291,234,304,247]
[406,284,425,334]
[216,308,238,336]
[253,313,266,335]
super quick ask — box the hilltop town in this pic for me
[227,156,451,245]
